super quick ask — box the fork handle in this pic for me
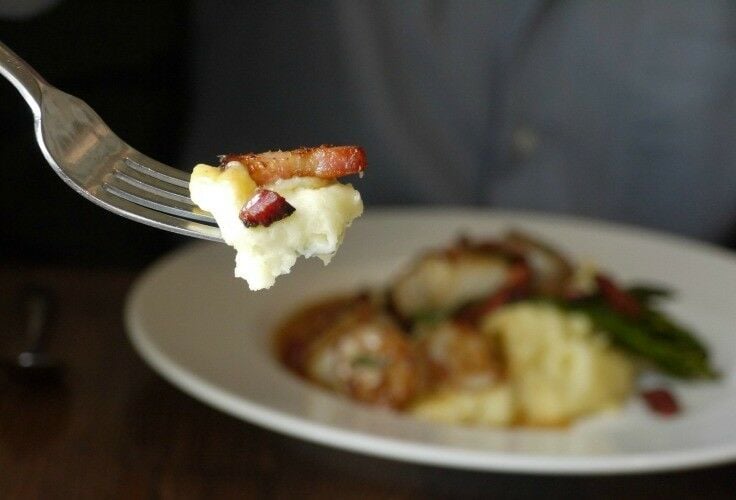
[0,40,47,116]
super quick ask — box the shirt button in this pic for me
[511,126,539,161]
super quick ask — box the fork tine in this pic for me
[123,154,191,188]
[103,175,216,223]
[1,41,224,242]
[115,161,195,205]
[93,188,223,242]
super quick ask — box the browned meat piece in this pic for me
[220,145,366,185]
[415,321,503,391]
[273,294,369,376]
[304,302,421,409]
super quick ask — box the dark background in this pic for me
[0,0,189,268]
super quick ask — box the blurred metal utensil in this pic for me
[0,40,222,242]
[5,287,63,384]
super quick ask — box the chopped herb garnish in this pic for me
[351,355,384,368]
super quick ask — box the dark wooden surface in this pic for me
[1,265,735,499]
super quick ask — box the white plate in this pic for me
[125,208,736,474]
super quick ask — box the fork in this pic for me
[0,41,223,242]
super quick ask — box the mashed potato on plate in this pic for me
[411,385,516,426]
[483,302,635,426]
[409,303,634,427]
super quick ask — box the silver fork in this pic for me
[0,41,223,242]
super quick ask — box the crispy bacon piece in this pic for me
[220,145,367,185]
[239,189,295,228]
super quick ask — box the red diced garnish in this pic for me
[239,189,296,228]
[642,388,680,416]
[595,273,642,318]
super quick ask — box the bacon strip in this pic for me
[220,145,367,185]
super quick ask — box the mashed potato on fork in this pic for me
[189,146,364,290]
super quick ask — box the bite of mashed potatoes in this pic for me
[190,161,363,290]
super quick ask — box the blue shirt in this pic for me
[183,1,736,242]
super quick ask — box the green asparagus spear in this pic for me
[625,285,672,306]
[566,299,717,379]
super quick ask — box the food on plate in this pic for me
[482,302,634,426]
[190,146,365,290]
[219,146,367,185]
[274,230,717,427]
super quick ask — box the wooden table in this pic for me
[1,265,735,499]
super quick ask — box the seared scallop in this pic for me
[390,247,510,321]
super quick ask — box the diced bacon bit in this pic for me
[595,273,643,319]
[220,145,367,185]
[239,189,295,228]
[641,388,680,416]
